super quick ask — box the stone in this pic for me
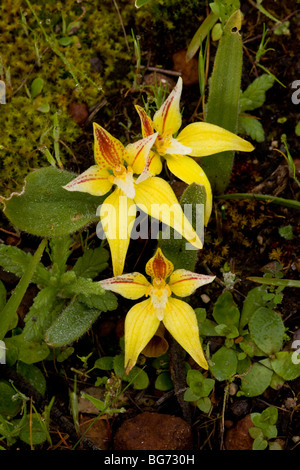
[113,412,193,450]
[224,414,255,450]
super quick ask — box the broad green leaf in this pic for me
[2,167,106,237]
[18,414,48,445]
[5,334,50,364]
[45,298,102,347]
[197,396,211,413]
[249,307,285,355]
[73,247,110,278]
[252,436,268,450]
[270,351,300,381]
[201,10,243,194]
[0,380,23,416]
[239,362,273,397]
[0,244,50,286]
[17,362,46,396]
[239,116,265,142]
[239,334,266,357]
[213,291,240,328]
[23,287,65,342]
[184,388,199,402]
[113,354,149,390]
[240,285,268,329]
[239,74,275,112]
[30,77,44,98]
[154,371,173,391]
[94,356,114,370]
[210,346,238,381]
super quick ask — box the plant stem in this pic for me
[216,192,300,211]
[0,238,47,340]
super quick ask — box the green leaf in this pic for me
[30,77,44,98]
[240,286,268,329]
[252,436,268,450]
[22,287,65,342]
[0,244,50,285]
[213,291,240,328]
[239,116,265,142]
[5,334,50,364]
[80,392,105,412]
[0,239,48,340]
[239,334,266,357]
[295,121,300,136]
[0,279,7,311]
[197,396,211,413]
[113,354,149,390]
[210,346,238,381]
[249,307,285,355]
[135,0,153,7]
[45,298,102,347]
[2,167,106,237]
[184,388,199,402]
[18,414,48,445]
[270,351,300,381]
[17,362,46,396]
[239,74,275,112]
[239,362,273,397]
[73,247,110,279]
[155,371,173,391]
[49,236,73,276]
[94,356,114,370]
[201,9,243,194]
[0,380,23,416]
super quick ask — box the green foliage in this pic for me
[239,74,275,142]
[0,0,136,197]
[194,277,300,395]
[2,167,106,237]
[201,10,243,194]
[249,407,281,450]
[0,235,117,364]
[158,183,206,271]
[184,369,215,413]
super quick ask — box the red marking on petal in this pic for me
[94,126,123,169]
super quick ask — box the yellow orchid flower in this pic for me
[100,248,215,373]
[135,76,254,225]
[63,123,203,276]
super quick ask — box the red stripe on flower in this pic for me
[94,126,123,169]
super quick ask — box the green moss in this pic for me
[0,0,136,197]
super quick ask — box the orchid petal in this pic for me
[124,298,160,373]
[62,165,113,196]
[161,136,192,155]
[93,122,126,169]
[163,297,208,370]
[125,132,158,176]
[99,272,150,299]
[177,122,254,157]
[145,247,174,279]
[135,150,163,184]
[134,177,203,250]
[100,189,136,276]
[153,77,183,136]
[135,105,155,137]
[169,269,215,297]
[165,154,212,225]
